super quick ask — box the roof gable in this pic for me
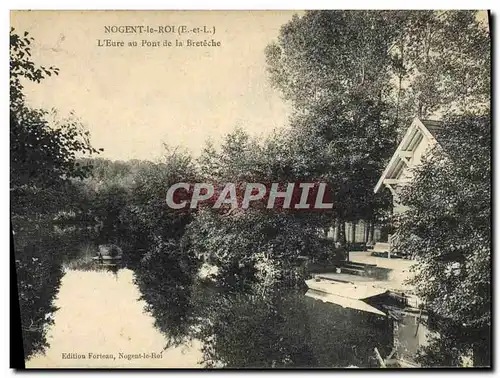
[420,119,443,138]
[374,118,442,193]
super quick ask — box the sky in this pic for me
[10,10,489,162]
[11,10,298,161]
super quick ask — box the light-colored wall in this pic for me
[394,130,434,202]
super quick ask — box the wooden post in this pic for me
[369,222,372,243]
[388,234,392,259]
[334,220,340,242]
[374,347,387,368]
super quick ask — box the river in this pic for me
[26,268,204,368]
[25,262,393,368]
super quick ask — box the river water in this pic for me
[26,268,204,368]
[25,264,393,368]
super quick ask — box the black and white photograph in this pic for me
[9,9,491,369]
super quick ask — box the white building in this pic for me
[374,118,442,252]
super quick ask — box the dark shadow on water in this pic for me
[136,274,395,368]
[193,287,394,368]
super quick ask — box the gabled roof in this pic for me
[420,119,442,137]
[374,118,442,193]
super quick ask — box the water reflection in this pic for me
[63,249,393,368]
[193,287,392,368]
[15,221,393,368]
[136,273,393,368]
[92,261,123,277]
[25,268,204,368]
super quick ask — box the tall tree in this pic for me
[389,11,490,122]
[10,28,101,360]
[265,11,400,240]
[10,28,101,214]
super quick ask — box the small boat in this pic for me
[92,255,123,261]
[93,244,123,264]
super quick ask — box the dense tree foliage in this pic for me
[135,238,200,346]
[390,11,490,119]
[10,28,101,359]
[190,128,340,291]
[14,222,63,359]
[266,11,401,239]
[394,114,491,366]
[263,13,490,366]
[10,28,100,202]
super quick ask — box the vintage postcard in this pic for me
[10,10,491,369]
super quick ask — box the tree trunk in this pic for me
[338,221,347,261]
[394,37,405,128]
[351,223,357,244]
[334,219,340,242]
[364,222,370,244]
[339,221,346,245]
